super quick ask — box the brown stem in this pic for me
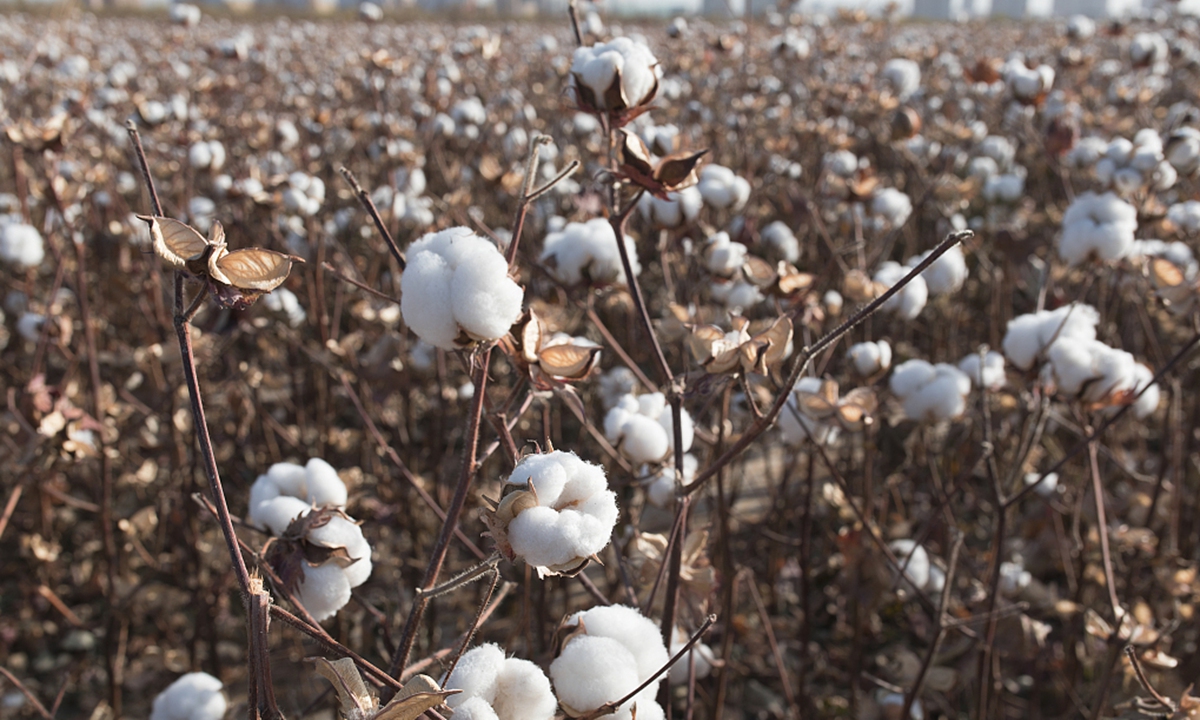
[339,167,405,271]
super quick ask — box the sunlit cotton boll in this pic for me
[760,221,800,263]
[571,37,661,112]
[401,227,524,351]
[847,340,892,377]
[604,392,694,465]
[637,186,702,229]
[704,231,748,276]
[780,377,839,446]
[874,261,927,320]
[889,359,971,422]
[247,458,348,533]
[958,350,1006,390]
[888,539,937,593]
[697,164,751,212]
[909,243,967,296]
[551,605,669,720]
[1042,339,1156,415]
[1058,192,1137,266]
[1001,303,1099,371]
[444,644,557,720]
[0,222,45,269]
[188,140,226,172]
[150,672,226,720]
[880,58,921,100]
[541,218,640,286]
[709,279,764,312]
[599,366,639,409]
[645,454,697,509]
[871,188,912,227]
[500,450,619,577]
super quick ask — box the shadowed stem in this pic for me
[339,167,405,271]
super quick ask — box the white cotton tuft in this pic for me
[297,562,352,622]
[709,279,764,312]
[697,164,751,212]
[150,672,226,720]
[262,287,306,328]
[704,231,748,277]
[401,227,524,351]
[541,217,640,286]
[604,393,693,464]
[760,221,800,263]
[1001,303,1099,371]
[780,377,840,446]
[490,658,558,720]
[502,451,618,576]
[1024,472,1059,497]
[888,539,935,593]
[667,626,716,686]
[646,454,697,509]
[958,351,1006,390]
[871,188,912,227]
[451,697,501,720]
[1042,338,1156,415]
[1058,191,1138,266]
[847,340,892,377]
[881,58,921,99]
[445,644,506,709]
[874,261,928,320]
[890,360,971,422]
[571,37,661,111]
[637,187,702,229]
[0,222,45,269]
[909,243,967,296]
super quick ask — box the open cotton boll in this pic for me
[150,672,226,720]
[1024,472,1059,498]
[1001,303,1099,371]
[697,164,751,212]
[604,393,693,464]
[880,58,920,99]
[401,227,523,351]
[760,221,800,263]
[0,222,46,268]
[646,454,697,509]
[445,645,557,720]
[874,261,927,320]
[910,243,967,296]
[445,644,505,708]
[1058,191,1137,266]
[451,697,500,720]
[959,351,1006,391]
[297,561,352,622]
[890,360,971,422]
[982,172,1025,204]
[710,279,764,312]
[889,539,933,593]
[1132,239,1198,278]
[667,626,716,685]
[1043,338,1150,411]
[780,377,840,446]
[704,232,748,276]
[571,37,661,112]
[541,217,640,286]
[262,287,306,328]
[879,692,925,720]
[1127,363,1160,418]
[600,366,639,409]
[848,340,892,377]
[497,450,618,576]
[871,188,912,228]
[637,186,702,229]
[551,605,669,720]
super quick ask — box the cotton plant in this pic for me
[247,459,372,621]
[486,450,619,577]
[1057,192,1138,266]
[550,604,670,720]
[697,164,750,212]
[443,644,557,720]
[604,392,694,465]
[889,359,971,422]
[400,227,524,351]
[541,217,641,287]
[149,672,226,720]
[1002,303,1099,371]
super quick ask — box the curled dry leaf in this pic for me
[504,309,602,389]
[314,657,452,720]
[617,129,707,200]
[742,255,816,297]
[793,378,878,431]
[688,315,791,376]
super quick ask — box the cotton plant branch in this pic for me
[339,166,406,271]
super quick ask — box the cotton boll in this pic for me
[888,539,930,592]
[760,221,800,263]
[490,658,558,720]
[1129,364,1159,418]
[250,495,310,536]
[874,261,927,320]
[570,37,661,112]
[445,644,506,710]
[262,288,306,328]
[709,279,764,312]
[150,672,226,720]
[451,697,501,720]
[551,635,641,716]
[889,359,936,398]
[566,605,669,688]
[1024,472,1058,497]
[667,626,716,685]
[871,188,912,227]
[780,377,840,446]
[0,222,46,268]
[824,150,858,177]
[847,340,892,376]
[982,173,1025,204]
[541,218,640,286]
[891,360,971,422]
[1001,303,1099,370]
[958,351,1005,390]
[704,232,747,276]
[645,454,696,508]
[600,366,639,409]
[881,58,920,100]
[697,164,751,212]
[297,561,352,622]
[824,290,844,316]
[910,243,967,296]
[637,187,702,229]
[998,561,1031,597]
[1067,15,1095,40]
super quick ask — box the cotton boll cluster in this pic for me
[823,150,859,178]
[704,232,748,277]
[571,37,661,114]
[869,188,913,230]
[889,359,971,422]
[1002,57,1054,103]
[697,165,751,212]
[282,172,325,216]
[401,227,524,351]
[1041,339,1159,417]
[645,453,697,509]
[880,58,920,100]
[451,97,487,140]
[982,169,1026,204]
[1130,32,1169,69]
[551,605,669,720]
[0,221,45,269]
[150,672,226,720]
[667,626,717,685]
[1002,303,1099,370]
[1167,200,1200,234]
[637,187,702,229]
[1131,239,1198,278]
[909,243,967,296]
[262,287,306,328]
[959,350,1006,390]
[1092,130,1177,197]
[889,539,944,595]
[541,218,641,286]
[187,140,226,172]
[874,262,928,320]
[1166,127,1200,176]
[780,377,839,446]
[709,278,764,312]
[760,221,800,263]
[847,340,892,377]
[599,366,639,409]
[490,450,618,577]
[1057,192,1137,266]
[247,459,370,621]
[605,392,694,465]
[443,644,557,720]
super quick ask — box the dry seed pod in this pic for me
[890,107,921,141]
[793,378,878,430]
[616,129,707,199]
[313,657,452,720]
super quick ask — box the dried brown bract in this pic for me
[687,315,792,376]
[503,309,602,389]
[793,378,878,431]
[616,129,707,200]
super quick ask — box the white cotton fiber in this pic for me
[541,217,640,286]
[780,376,840,446]
[297,561,352,622]
[646,454,697,509]
[451,697,501,720]
[874,261,927,320]
[446,644,506,709]
[709,279,764,311]
[871,188,913,227]
[881,58,920,99]
[604,393,693,464]
[150,672,226,720]
[958,351,1006,390]
[697,164,751,212]
[250,495,310,536]
[889,539,933,593]
[705,231,748,276]
[638,187,702,229]
[1129,363,1160,418]
[490,658,558,720]
[571,37,661,112]
[667,626,716,685]
[890,360,971,422]
[0,222,45,269]
[909,243,967,296]
[401,227,523,351]
[760,221,800,263]
[1043,338,1153,413]
[1001,303,1099,371]
[1058,192,1138,266]
[847,340,892,376]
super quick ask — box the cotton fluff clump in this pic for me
[496,450,619,577]
[780,376,839,446]
[262,288,306,328]
[637,186,702,229]
[605,392,694,464]
[401,227,524,351]
[870,188,913,228]
[847,340,892,377]
[1058,192,1138,266]
[760,221,800,263]
[443,644,557,720]
[282,172,325,217]
[697,164,751,212]
[1168,201,1200,234]
[889,539,944,595]
[0,221,45,269]
[1002,303,1099,371]
[709,279,764,312]
[874,261,928,320]
[1042,339,1159,417]
[541,218,641,286]
[667,626,716,685]
[889,359,971,422]
[150,672,226,720]
[571,37,661,112]
[909,243,967,296]
[247,460,371,621]
[1002,58,1054,103]
[704,232,748,276]
[982,170,1026,205]
[550,605,669,720]
[959,351,1006,390]
[645,454,697,509]
[1166,127,1200,176]
[188,140,226,172]
[880,58,921,100]
[1093,130,1177,196]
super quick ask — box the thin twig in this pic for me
[339,166,405,270]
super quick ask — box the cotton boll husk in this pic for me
[150,672,226,720]
[848,340,892,376]
[958,351,1006,390]
[491,658,558,720]
[0,222,46,268]
[910,243,967,295]
[551,635,642,714]
[297,561,352,622]
[445,644,506,709]
[874,261,928,320]
[888,539,930,591]
[450,697,501,720]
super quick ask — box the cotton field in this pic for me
[3,4,1200,719]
